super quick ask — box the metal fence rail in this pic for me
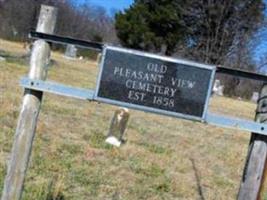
[30,31,267,82]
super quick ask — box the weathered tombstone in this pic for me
[0,56,6,62]
[64,44,77,59]
[96,53,102,63]
[213,79,224,96]
[251,92,259,103]
[105,107,130,147]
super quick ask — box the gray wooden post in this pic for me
[238,84,267,200]
[1,5,57,200]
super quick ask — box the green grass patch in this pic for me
[129,158,165,178]
[88,130,113,150]
[135,141,172,155]
[23,177,65,200]
[152,181,171,193]
[60,143,83,155]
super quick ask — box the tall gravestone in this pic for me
[213,79,224,96]
[65,44,77,59]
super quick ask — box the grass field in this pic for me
[0,39,263,199]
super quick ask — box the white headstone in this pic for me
[105,136,121,147]
[213,79,224,96]
[251,92,259,103]
[64,44,77,59]
[0,56,6,62]
[105,108,129,147]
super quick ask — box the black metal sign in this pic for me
[95,46,215,121]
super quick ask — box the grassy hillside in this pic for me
[0,39,262,199]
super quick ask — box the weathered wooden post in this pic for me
[238,84,267,200]
[105,108,130,147]
[1,5,57,200]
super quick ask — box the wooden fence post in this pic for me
[1,5,57,200]
[238,84,267,200]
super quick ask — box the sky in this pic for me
[77,0,134,14]
[91,0,133,11]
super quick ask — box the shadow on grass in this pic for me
[190,158,206,200]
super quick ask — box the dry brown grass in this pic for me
[0,39,261,199]
[0,39,25,55]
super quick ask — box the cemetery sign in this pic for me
[95,46,216,121]
[23,32,267,134]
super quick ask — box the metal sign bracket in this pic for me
[20,77,95,101]
[20,77,267,136]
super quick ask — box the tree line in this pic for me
[0,0,266,98]
[115,0,266,98]
[0,0,117,43]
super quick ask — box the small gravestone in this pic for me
[251,92,259,103]
[0,56,6,62]
[213,79,224,96]
[105,107,130,147]
[64,44,77,59]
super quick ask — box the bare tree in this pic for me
[179,0,265,67]
[0,0,117,43]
